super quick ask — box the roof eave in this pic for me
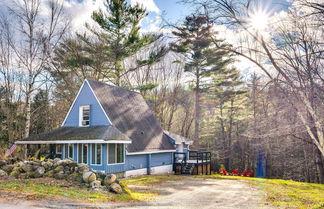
[15,139,132,144]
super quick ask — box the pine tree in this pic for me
[171,15,233,147]
[90,0,165,86]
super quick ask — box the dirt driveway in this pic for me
[0,177,273,209]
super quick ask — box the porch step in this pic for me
[181,164,195,175]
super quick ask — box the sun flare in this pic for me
[249,10,269,31]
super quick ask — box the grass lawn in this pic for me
[196,174,324,209]
[0,177,156,203]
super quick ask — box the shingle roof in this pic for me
[87,79,175,153]
[18,125,130,142]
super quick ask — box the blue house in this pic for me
[15,79,193,177]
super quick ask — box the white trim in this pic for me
[61,81,86,126]
[124,168,147,177]
[124,165,174,177]
[107,144,125,165]
[151,165,173,175]
[55,144,62,154]
[15,140,132,144]
[85,79,113,125]
[79,105,90,127]
[61,79,113,127]
[90,144,102,166]
[68,144,74,159]
[77,143,88,164]
[126,150,176,155]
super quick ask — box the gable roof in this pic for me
[16,125,131,144]
[86,79,175,153]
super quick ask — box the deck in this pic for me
[173,151,211,175]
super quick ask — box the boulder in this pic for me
[21,164,33,172]
[82,171,96,183]
[104,174,117,186]
[90,180,101,192]
[9,167,20,178]
[0,169,8,177]
[0,160,6,168]
[44,170,55,178]
[54,165,64,173]
[33,166,45,178]
[2,165,13,174]
[43,161,53,170]
[54,171,65,179]
[18,173,28,179]
[109,183,123,194]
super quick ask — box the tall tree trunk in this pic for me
[315,147,324,183]
[193,69,200,149]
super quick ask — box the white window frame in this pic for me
[68,144,74,159]
[90,144,102,166]
[77,144,88,164]
[79,105,90,127]
[56,144,62,154]
[107,144,125,165]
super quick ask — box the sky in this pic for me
[55,0,291,33]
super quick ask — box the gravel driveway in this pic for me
[0,177,273,209]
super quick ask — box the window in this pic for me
[91,144,102,165]
[78,144,88,164]
[64,144,73,159]
[108,144,124,164]
[56,144,62,154]
[69,144,73,159]
[79,105,90,126]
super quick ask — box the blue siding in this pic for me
[151,152,173,167]
[126,154,148,170]
[125,152,173,172]
[62,142,173,174]
[89,144,107,171]
[63,81,110,126]
[105,144,126,173]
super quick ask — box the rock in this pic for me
[104,174,117,186]
[0,160,6,168]
[77,164,90,173]
[2,165,13,173]
[54,171,65,179]
[44,170,55,178]
[43,161,53,170]
[15,161,24,168]
[19,173,28,179]
[109,183,123,194]
[21,164,33,172]
[54,165,64,173]
[82,171,96,183]
[33,167,45,178]
[9,167,20,178]
[0,169,8,177]
[90,180,101,192]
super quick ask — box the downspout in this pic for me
[147,154,151,175]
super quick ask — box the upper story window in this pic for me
[79,105,90,126]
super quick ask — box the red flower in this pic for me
[233,169,239,175]
[219,168,227,175]
[249,171,255,177]
[243,170,248,176]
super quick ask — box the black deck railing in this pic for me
[173,150,211,175]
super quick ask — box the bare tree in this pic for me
[1,0,69,141]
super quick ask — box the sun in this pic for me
[248,9,270,32]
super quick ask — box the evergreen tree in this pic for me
[171,15,233,146]
[30,90,50,135]
[90,0,166,86]
[204,67,248,170]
